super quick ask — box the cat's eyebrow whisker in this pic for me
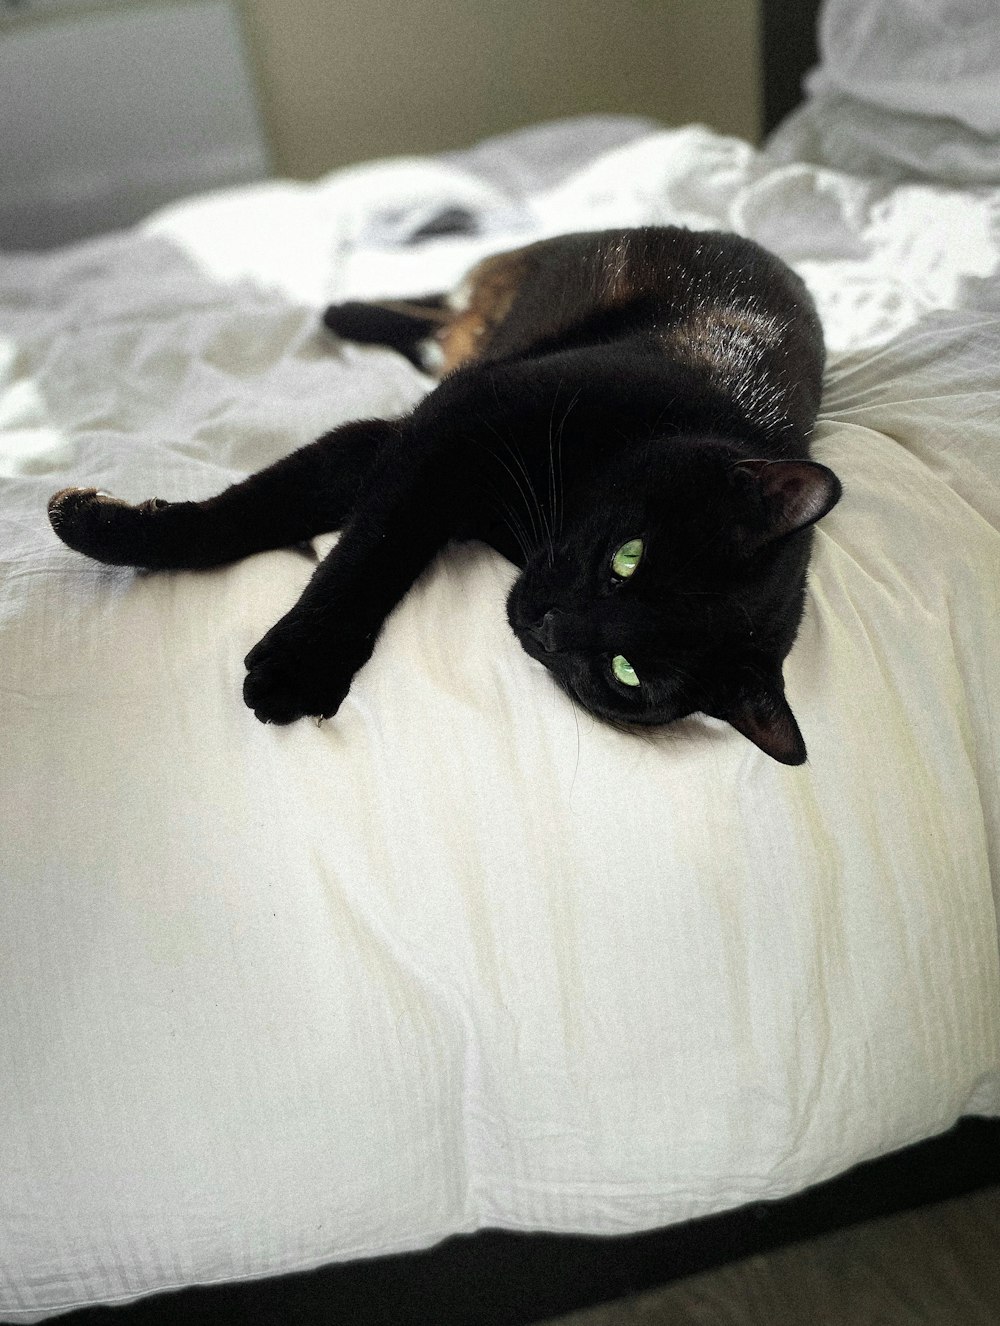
[504,519,532,563]
[485,422,553,563]
[500,503,533,563]
[477,474,533,562]
[488,375,550,558]
[493,499,532,562]
[511,421,552,566]
[483,455,546,567]
[547,389,560,566]
[480,428,543,551]
[553,388,580,545]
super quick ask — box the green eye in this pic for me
[611,538,643,578]
[611,654,640,687]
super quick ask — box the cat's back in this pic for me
[440,226,824,435]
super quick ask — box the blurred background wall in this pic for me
[0,0,761,248]
[240,0,761,178]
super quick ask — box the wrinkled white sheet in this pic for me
[2,120,999,1322]
[811,0,1000,135]
[146,122,1000,351]
[767,0,1000,185]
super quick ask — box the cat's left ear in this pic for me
[731,459,841,551]
[714,666,807,766]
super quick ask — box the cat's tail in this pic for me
[323,297,449,372]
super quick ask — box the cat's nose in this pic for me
[527,609,579,653]
[527,609,559,652]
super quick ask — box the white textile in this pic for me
[767,0,1000,185]
[1,121,999,1321]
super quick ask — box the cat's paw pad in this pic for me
[243,620,353,725]
[48,488,170,565]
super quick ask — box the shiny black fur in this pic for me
[48,227,840,763]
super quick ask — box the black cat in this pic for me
[48,226,840,764]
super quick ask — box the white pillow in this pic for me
[766,0,1000,185]
[809,0,1000,134]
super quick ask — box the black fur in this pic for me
[48,227,840,763]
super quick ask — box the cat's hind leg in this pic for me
[48,417,397,570]
[322,297,449,372]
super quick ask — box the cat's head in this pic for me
[506,437,841,764]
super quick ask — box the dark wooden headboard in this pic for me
[760,0,824,135]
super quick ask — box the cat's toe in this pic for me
[243,658,314,725]
[243,625,350,725]
[243,657,347,725]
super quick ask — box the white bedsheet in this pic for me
[2,120,999,1321]
[767,0,1000,186]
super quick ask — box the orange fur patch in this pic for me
[434,251,526,375]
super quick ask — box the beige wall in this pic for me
[239,0,761,179]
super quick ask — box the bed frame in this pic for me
[60,2,1000,1321]
[760,0,822,136]
[65,1118,1000,1325]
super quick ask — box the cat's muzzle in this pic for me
[525,609,589,655]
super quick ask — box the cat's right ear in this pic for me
[730,459,841,552]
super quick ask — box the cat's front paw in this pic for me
[48,487,171,565]
[243,614,369,725]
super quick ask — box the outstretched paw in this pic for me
[243,615,368,725]
[48,487,171,566]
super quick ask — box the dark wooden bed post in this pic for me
[760,0,823,135]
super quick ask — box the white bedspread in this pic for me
[2,119,999,1321]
